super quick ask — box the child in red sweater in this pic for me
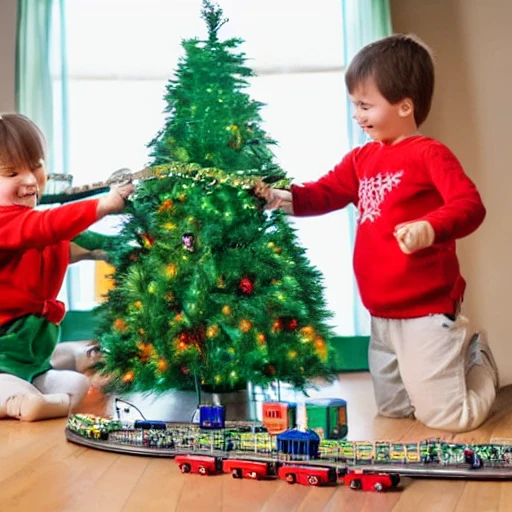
[256,34,498,432]
[0,113,133,421]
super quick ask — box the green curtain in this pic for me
[15,0,69,174]
[342,0,392,152]
[341,0,392,335]
[16,0,54,169]
[16,0,71,305]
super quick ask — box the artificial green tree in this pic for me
[97,0,335,395]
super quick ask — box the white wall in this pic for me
[391,0,512,385]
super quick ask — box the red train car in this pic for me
[175,455,223,475]
[342,469,400,492]
[278,464,337,486]
[222,459,279,480]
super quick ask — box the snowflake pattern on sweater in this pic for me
[358,170,404,224]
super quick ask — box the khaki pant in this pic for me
[368,314,496,432]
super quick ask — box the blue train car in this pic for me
[134,419,167,430]
[199,405,225,429]
[277,429,320,459]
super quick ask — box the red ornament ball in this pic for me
[239,277,254,295]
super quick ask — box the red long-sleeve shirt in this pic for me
[292,136,485,318]
[0,199,100,326]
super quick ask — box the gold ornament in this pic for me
[113,318,127,332]
[158,199,174,212]
[300,326,315,341]
[315,337,327,361]
[122,371,134,383]
[141,234,154,249]
[222,305,231,316]
[137,342,154,362]
[315,337,325,349]
[165,263,177,278]
[206,324,220,338]
[239,319,252,333]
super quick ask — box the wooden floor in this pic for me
[3,373,512,512]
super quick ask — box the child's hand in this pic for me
[394,220,435,254]
[254,180,293,213]
[96,183,134,218]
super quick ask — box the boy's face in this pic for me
[0,159,47,208]
[349,79,414,145]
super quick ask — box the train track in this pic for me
[65,429,512,480]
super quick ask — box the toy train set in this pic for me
[65,400,512,488]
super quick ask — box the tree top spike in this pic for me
[201,0,228,42]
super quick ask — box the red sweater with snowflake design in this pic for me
[0,199,100,326]
[291,136,486,318]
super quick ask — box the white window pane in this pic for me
[56,1,357,335]
[65,80,166,183]
[63,0,344,77]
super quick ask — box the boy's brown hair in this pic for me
[0,113,47,170]
[345,34,435,127]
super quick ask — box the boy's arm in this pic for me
[394,143,485,254]
[420,143,486,243]
[255,151,359,216]
[290,151,360,216]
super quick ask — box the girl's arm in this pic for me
[0,183,134,251]
[69,242,109,264]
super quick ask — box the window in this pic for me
[53,0,360,335]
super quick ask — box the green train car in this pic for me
[305,398,348,440]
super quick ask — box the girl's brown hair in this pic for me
[0,113,47,169]
[345,34,435,127]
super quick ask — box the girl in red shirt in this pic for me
[0,113,133,421]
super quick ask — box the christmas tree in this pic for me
[97,0,336,394]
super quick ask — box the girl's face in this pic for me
[349,79,414,145]
[0,159,47,208]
